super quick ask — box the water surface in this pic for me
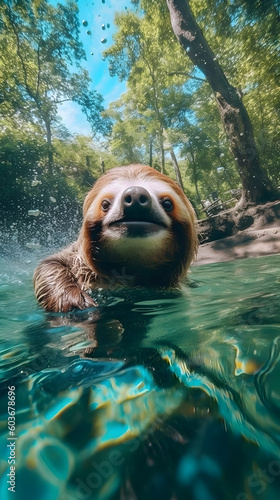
[0,252,280,500]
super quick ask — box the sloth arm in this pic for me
[33,245,96,312]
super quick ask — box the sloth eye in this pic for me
[161,198,173,212]
[101,199,111,212]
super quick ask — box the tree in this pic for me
[187,0,280,187]
[0,0,109,172]
[166,0,278,204]
[104,9,193,184]
[104,96,148,165]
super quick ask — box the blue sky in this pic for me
[58,0,129,135]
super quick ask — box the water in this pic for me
[0,252,280,500]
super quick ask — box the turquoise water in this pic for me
[1,252,280,500]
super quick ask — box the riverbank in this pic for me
[195,226,280,266]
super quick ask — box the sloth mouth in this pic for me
[109,219,167,237]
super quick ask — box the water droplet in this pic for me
[82,20,88,27]
[25,242,41,249]
[101,38,107,44]
[28,209,40,217]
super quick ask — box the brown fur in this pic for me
[34,164,198,312]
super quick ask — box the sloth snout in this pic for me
[121,186,152,217]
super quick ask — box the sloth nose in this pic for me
[121,186,152,217]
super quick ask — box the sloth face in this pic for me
[78,164,197,287]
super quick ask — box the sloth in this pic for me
[34,164,198,312]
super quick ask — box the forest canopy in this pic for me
[0,0,279,243]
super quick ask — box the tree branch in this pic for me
[36,43,41,102]
[166,71,206,82]
[6,7,35,101]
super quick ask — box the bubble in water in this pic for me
[82,20,88,27]
[102,24,106,30]
[28,209,40,217]
[91,52,94,55]
[102,0,105,3]
[86,30,91,35]
[107,23,110,28]
[101,38,107,44]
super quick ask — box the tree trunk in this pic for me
[166,0,278,204]
[159,129,165,174]
[169,147,184,190]
[100,157,105,174]
[187,148,203,209]
[149,136,153,167]
[163,129,184,190]
[44,115,53,176]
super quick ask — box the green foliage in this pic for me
[53,135,119,200]
[0,125,119,247]
[0,0,108,138]
[0,127,47,216]
[0,0,112,240]
[189,0,280,184]
[0,0,279,231]
[104,7,200,174]
[102,0,279,209]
